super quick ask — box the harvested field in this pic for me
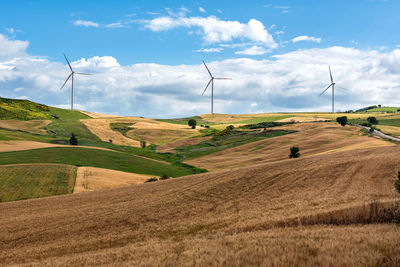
[0,140,117,153]
[186,122,394,171]
[74,167,153,193]
[80,111,121,118]
[276,116,330,122]
[81,118,140,147]
[0,145,400,265]
[378,125,400,137]
[0,119,51,134]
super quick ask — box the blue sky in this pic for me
[0,0,400,117]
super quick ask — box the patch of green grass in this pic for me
[377,119,400,127]
[110,122,135,136]
[365,107,400,113]
[45,107,99,141]
[0,97,51,120]
[0,164,76,202]
[0,128,61,142]
[175,130,294,160]
[234,115,292,124]
[0,147,200,177]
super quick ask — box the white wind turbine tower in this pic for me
[201,61,231,114]
[319,65,336,113]
[61,54,92,110]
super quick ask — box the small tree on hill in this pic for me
[367,116,378,125]
[188,119,197,129]
[69,133,78,145]
[140,140,146,148]
[289,146,300,158]
[336,116,348,127]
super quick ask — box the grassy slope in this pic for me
[0,147,198,177]
[0,164,76,202]
[0,145,399,265]
[0,97,51,120]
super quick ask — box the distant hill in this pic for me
[355,105,400,113]
[0,97,52,120]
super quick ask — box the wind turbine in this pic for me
[201,61,231,114]
[61,54,92,110]
[319,65,336,113]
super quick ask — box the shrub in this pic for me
[140,140,146,148]
[188,119,197,129]
[289,146,300,158]
[369,126,375,133]
[395,171,400,194]
[69,133,78,145]
[205,125,210,128]
[361,122,372,127]
[109,139,112,143]
[336,116,348,127]
[160,174,170,180]
[145,177,158,183]
[367,116,378,125]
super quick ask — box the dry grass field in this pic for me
[0,144,400,265]
[0,119,51,135]
[377,125,400,137]
[74,166,153,193]
[0,140,117,153]
[187,122,394,171]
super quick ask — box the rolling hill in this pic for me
[0,98,400,265]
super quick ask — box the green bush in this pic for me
[367,116,378,125]
[145,177,158,183]
[188,119,197,129]
[160,174,170,180]
[336,116,348,127]
[289,146,300,158]
[69,133,78,145]
[140,140,147,148]
[369,126,375,133]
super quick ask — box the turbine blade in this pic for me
[329,65,333,83]
[337,86,349,91]
[214,77,232,80]
[64,54,73,72]
[75,72,93,75]
[319,84,333,96]
[203,61,213,78]
[60,73,72,89]
[202,79,212,96]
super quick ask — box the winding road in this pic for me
[357,125,400,142]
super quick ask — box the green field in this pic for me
[364,107,399,113]
[0,164,76,202]
[175,129,294,160]
[234,115,293,124]
[0,147,203,177]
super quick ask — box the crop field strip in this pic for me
[0,163,76,202]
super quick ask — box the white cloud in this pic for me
[196,48,223,53]
[2,34,400,117]
[105,22,126,28]
[73,20,99,27]
[235,45,269,55]
[275,31,284,35]
[199,7,206,13]
[291,35,322,43]
[0,34,29,59]
[143,15,277,48]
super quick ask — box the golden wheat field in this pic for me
[1,142,400,265]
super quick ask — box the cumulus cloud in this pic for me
[291,35,322,43]
[235,45,269,55]
[0,34,29,59]
[143,15,277,48]
[199,7,206,13]
[2,34,400,117]
[73,20,99,27]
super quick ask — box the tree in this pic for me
[140,140,146,148]
[367,116,378,125]
[378,104,382,108]
[336,116,348,127]
[289,146,300,158]
[188,119,197,129]
[69,133,78,145]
